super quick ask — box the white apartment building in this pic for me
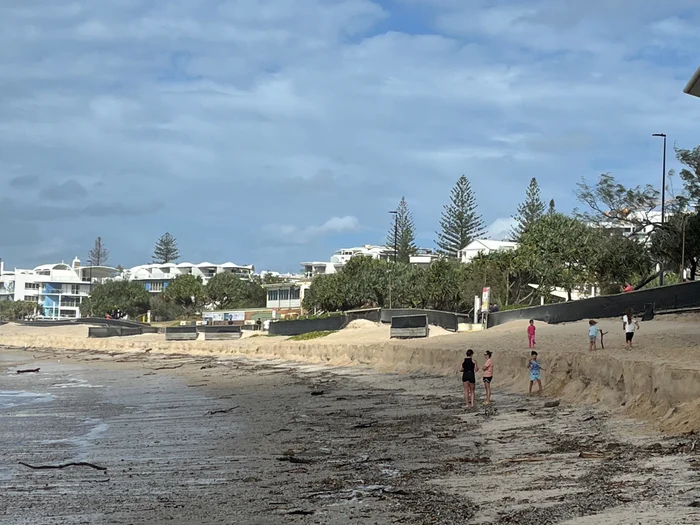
[125,261,254,293]
[0,257,117,319]
[409,249,442,267]
[301,245,401,278]
[594,210,662,246]
[459,239,519,264]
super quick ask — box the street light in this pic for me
[683,67,700,98]
[389,210,398,263]
[652,133,667,286]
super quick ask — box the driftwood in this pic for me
[579,451,609,459]
[276,456,314,464]
[19,461,107,471]
[16,368,40,374]
[503,456,549,464]
[148,363,186,370]
[206,406,239,416]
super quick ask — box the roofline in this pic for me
[684,66,700,97]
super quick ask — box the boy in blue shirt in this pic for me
[527,351,544,395]
[589,320,600,351]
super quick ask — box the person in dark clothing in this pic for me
[460,349,479,408]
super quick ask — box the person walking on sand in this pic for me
[527,351,545,395]
[482,351,494,404]
[527,319,536,349]
[588,320,599,351]
[622,309,639,349]
[460,349,479,408]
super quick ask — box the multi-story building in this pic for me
[264,280,311,317]
[125,261,254,293]
[0,257,117,319]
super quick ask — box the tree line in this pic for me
[304,145,700,313]
[84,231,184,270]
[81,271,273,321]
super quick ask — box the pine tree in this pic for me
[548,199,556,215]
[511,178,546,240]
[87,237,109,266]
[435,175,485,258]
[387,197,417,264]
[152,232,180,264]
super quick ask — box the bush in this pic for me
[288,331,334,341]
[149,295,187,322]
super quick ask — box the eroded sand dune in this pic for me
[2,313,700,433]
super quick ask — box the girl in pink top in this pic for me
[482,350,494,404]
[527,320,536,348]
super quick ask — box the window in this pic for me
[25,283,40,290]
[290,288,300,300]
[267,290,278,301]
[71,285,80,295]
[150,281,164,292]
[280,289,290,301]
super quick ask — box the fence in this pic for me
[164,326,198,341]
[380,308,460,331]
[390,314,429,338]
[88,326,143,338]
[268,315,349,336]
[198,325,242,341]
[488,280,700,328]
[345,308,381,323]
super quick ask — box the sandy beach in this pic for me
[2,316,700,522]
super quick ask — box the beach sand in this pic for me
[1,345,699,524]
[2,313,700,434]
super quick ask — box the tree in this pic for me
[650,211,700,281]
[152,232,180,264]
[548,199,556,215]
[207,273,266,310]
[574,173,660,237]
[387,197,417,264]
[435,175,485,258]
[422,258,462,311]
[590,231,654,294]
[517,213,596,301]
[675,145,700,208]
[87,237,109,266]
[0,300,39,320]
[162,274,205,315]
[511,178,545,240]
[80,280,150,318]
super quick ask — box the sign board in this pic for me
[224,311,245,322]
[481,287,491,313]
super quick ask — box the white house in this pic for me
[125,261,254,293]
[409,249,442,267]
[330,245,393,264]
[459,239,519,264]
[264,281,311,315]
[593,210,662,247]
[0,257,118,319]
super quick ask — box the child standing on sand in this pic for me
[622,309,639,349]
[527,320,536,348]
[527,351,545,395]
[588,320,599,351]
[460,349,479,408]
[482,351,494,404]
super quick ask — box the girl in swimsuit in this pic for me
[460,349,479,408]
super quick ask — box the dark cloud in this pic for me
[0,198,164,222]
[38,179,89,201]
[9,174,40,189]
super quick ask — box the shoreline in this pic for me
[1,346,699,523]
[2,314,700,435]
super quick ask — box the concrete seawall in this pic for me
[2,328,700,434]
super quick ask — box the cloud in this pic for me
[39,179,89,201]
[262,215,360,245]
[485,217,517,241]
[9,174,40,189]
[1,0,700,269]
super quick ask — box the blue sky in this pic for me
[2,0,700,272]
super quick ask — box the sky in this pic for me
[2,0,700,273]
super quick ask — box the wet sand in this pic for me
[1,347,700,524]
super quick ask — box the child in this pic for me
[527,351,545,395]
[482,351,494,404]
[460,349,479,408]
[588,320,599,351]
[527,319,536,348]
[622,309,640,349]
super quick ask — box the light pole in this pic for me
[681,214,687,281]
[652,133,667,286]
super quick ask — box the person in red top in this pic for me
[527,319,536,348]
